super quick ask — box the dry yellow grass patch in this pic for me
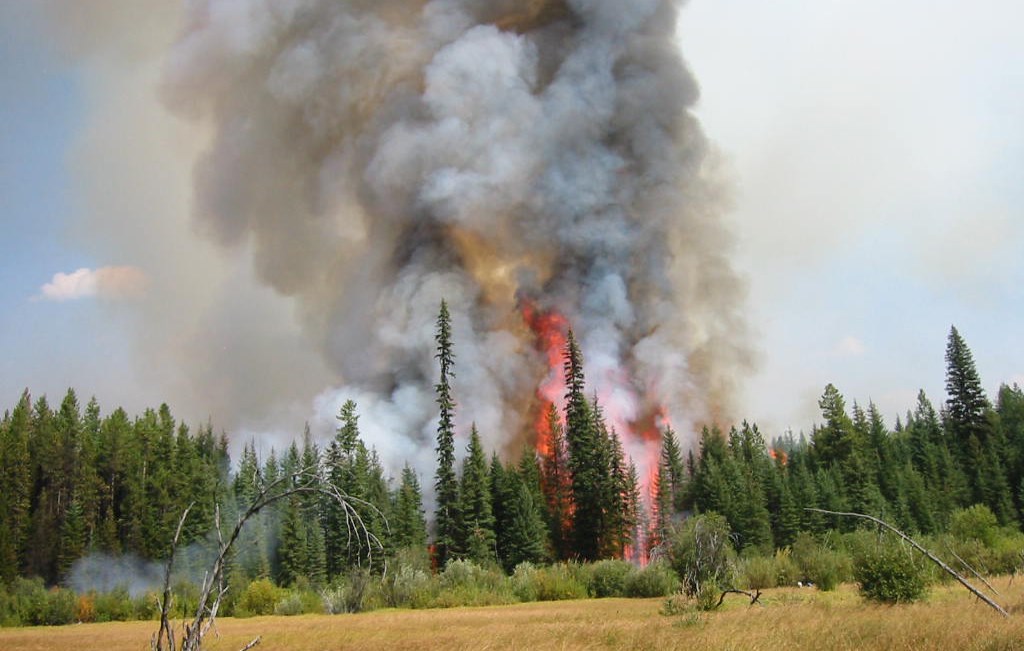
[4,577,1024,651]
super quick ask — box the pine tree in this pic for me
[0,391,32,582]
[562,331,604,561]
[391,464,428,550]
[539,403,571,560]
[433,300,460,567]
[945,326,991,449]
[457,425,496,564]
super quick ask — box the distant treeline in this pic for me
[1,313,1022,593]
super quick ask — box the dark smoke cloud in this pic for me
[157,0,752,473]
[41,0,752,479]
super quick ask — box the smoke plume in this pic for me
[155,0,750,476]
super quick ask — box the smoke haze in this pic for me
[38,0,751,479]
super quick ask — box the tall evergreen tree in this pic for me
[562,331,605,561]
[433,300,460,567]
[391,464,428,551]
[457,425,496,563]
[539,404,571,560]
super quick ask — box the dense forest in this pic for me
[1,305,1023,606]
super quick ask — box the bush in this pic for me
[667,513,736,596]
[235,578,286,617]
[93,588,134,622]
[950,505,1000,548]
[854,542,929,604]
[381,563,435,609]
[512,563,588,602]
[133,592,160,621]
[42,588,76,626]
[772,548,801,586]
[693,580,721,611]
[273,589,322,616]
[625,560,680,598]
[737,555,777,590]
[791,533,851,591]
[433,560,514,608]
[589,560,633,598]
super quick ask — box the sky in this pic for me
[1,0,1022,451]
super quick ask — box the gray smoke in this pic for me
[156,0,751,478]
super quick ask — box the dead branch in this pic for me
[237,636,261,651]
[945,542,1001,597]
[805,508,1009,617]
[152,502,194,651]
[714,588,762,609]
[154,464,386,650]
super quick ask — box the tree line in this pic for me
[1,306,1022,592]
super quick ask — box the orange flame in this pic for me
[521,300,569,457]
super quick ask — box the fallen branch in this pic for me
[945,542,1001,597]
[715,588,762,609]
[237,636,261,651]
[805,508,1008,617]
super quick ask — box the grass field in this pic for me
[4,577,1024,650]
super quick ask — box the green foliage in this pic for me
[511,562,589,602]
[434,559,514,607]
[234,578,287,617]
[588,560,633,597]
[853,542,930,604]
[790,533,851,591]
[624,560,680,598]
[737,555,777,590]
[667,513,736,596]
[273,589,322,616]
[949,504,1000,547]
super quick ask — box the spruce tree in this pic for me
[392,464,428,550]
[457,424,496,564]
[562,331,604,561]
[433,300,460,567]
[539,403,571,560]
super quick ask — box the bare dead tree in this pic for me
[152,465,386,651]
[805,508,1009,617]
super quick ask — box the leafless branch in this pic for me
[153,464,385,650]
[805,508,1009,617]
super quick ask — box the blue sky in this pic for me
[1,1,1022,439]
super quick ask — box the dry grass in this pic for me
[5,577,1024,650]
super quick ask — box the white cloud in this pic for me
[38,266,147,301]
[834,336,866,358]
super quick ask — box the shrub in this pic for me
[667,513,736,596]
[950,505,1000,548]
[74,594,96,623]
[93,587,134,622]
[133,592,160,620]
[511,562,539,602]
[515,563,588,602]
[660,592,691,616]
[381,563,435,609]
[589,560,633,598]
[235,578,286,617]
[625,560,680,598]
[854,542,929,604]
[738,555,777,590]
[434,560,514,608]
[9,577,48,626]
[773,548,801,586]
[42,588,76,626]
[693,580,721,611]
[791,533,851,591]
[272,589,321,616]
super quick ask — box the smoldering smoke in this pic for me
[160,0,751,473]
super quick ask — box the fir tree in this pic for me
[457,425,496,564]
[433,300,459,567]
